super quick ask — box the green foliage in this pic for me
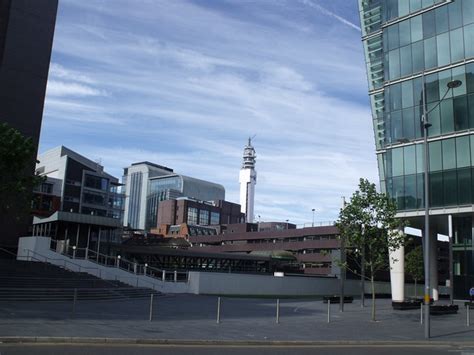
[405,245,424,282]
[0,123,44,216]
[336,178,406,320]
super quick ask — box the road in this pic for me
[1,344,474,355]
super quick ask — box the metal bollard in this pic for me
[149,294,154,322]
[162,270,166,282]
[468,305,470,327]
[420,303,423,324]
[276,299,280,324]
[174,270,178,282]
[217,297,221,324]
[327,299,331,323]
[72,288,77,317]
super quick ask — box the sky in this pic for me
[39,0,377,227]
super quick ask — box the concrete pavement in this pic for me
[0,295,473,343]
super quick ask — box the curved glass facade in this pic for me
[360,0,474,298]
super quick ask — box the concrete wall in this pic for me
[188,272,357,296]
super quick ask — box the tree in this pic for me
[405,245,424,299]
[0,123,44,216]
[336,178,405,321]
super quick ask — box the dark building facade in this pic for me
[157,198,245,227]
[0,0,58,248]
[191,225,340,276]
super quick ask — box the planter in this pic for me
[430,304,458,315]
[392,300,422,310]
[323,296,353,304]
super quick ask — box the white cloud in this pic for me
[46,80,107,97]
[49,63,96,84]
[299,0,361,32]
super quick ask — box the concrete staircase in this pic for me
[0,256,159,301]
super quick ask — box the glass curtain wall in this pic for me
[359,0,474,298]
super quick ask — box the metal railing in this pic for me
[0,287,158,302]
[25,249,162,290]
[48,239,189,284]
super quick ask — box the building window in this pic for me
[210,211,220,225]
[84,174,108,191]
[39,183,53,194]
[199,210,209,225]
[81,207,106,217]
[187,207,198,225]
[82,191,106,206]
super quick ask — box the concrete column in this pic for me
[75,224,80,247]
[429,231,439,301]
[389,230,405,302]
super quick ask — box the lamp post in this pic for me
[312,209,316,227]
[422,76,462,339]
[340,197,346,312]
[285,219,289,230]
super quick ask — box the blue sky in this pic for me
[39,0,377,226]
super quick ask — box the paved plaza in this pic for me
[0,294,473,343]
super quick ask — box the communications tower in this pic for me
[239,137,257,223]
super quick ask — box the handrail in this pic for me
[48,239,189,284]
[26,249,99,272]
[0,247,17,257]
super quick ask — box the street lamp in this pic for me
[312,209,316,227]
[422,77,462,339]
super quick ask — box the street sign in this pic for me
[469,287,474,298]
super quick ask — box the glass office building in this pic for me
[359,0,474,298]
[146,175,225,229]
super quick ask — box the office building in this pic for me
[239,138,257,222]
[123,162,225,231]
[33,146,124,251]
[359,0,474,298]
[0,0,58,248]
[157,198,245,227]
[191,225,340,276]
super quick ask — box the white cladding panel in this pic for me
[239,168,256,223]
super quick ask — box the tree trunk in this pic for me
[414,279,417,298]
[371,276,376,321]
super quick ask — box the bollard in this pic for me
[217,297,221,324]
[162,270,166,282]
[72,288,77,317]
[174,270,178,282]
[468,305,470,327]
[136,277,139,287]
[420,303,423,325]
[149,294,154,322]
[327,299,331,323]
[276,299,280,324]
